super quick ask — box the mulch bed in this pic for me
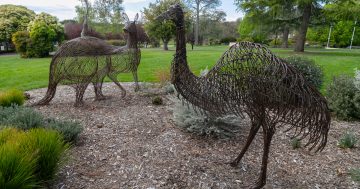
[26,83,360,189]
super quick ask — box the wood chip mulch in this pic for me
[26,83,360,189]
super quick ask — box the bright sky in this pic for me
[0,0,243,22]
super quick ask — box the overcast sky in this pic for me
[0,0,243,22]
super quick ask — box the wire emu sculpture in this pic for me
[157,4,331,188]
[35,0,140,107]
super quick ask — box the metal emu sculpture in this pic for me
[158,4,330,188]
[35,0,140,107]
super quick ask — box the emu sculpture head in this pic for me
[122,13,139,34]
[156,4,183,24]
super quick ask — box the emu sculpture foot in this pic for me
[134,85,140,92]
[227,160,240,168]
[247,179,266,189]
[95,96,107,101]
[121,92,126,98]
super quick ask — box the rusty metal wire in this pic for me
[158,4,331,188]
[35,3,140,107]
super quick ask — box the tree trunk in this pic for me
[282,26,289,48]
[295,3,312,52]
[163,40,169,51]
[195,3,200,45]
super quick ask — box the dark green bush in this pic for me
[106,40,126,46]
[0,89,25,107]
[291,138,301,149]
[327,75,360,120]
[172,98,242,139]
[338,131,358,149]
[0,106,83,143]
[11,31,30,58]
[152,96,163,105]
[220,37,237,44]
[284,56,323,90]
[350,168,360,183]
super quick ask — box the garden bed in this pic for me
[26,83,360,189]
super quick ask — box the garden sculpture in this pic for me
[35,0,140,107]
[157,4,331,189]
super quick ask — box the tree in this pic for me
[234,0,301,48]
[142,0,186,50]
[186,0,221,45]
[199,10,226,44]
[27,13,64,57]
[75,0,124,34]
[0,5,35,51]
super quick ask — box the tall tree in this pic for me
[142,0,187,50]
[27,13,64,57]
[186,0,221,45]
[235,0,301,48]
[75,0,124,33]
[0,5,35,51]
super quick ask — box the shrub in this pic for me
[163,83,175,94]
[220,37,237,44]
[0,89,25,107]
[171,98,242,139]
[0,139,38,189]
[209,38,221,45]
[350,168,360,183]
[355,68,360,91]
[154,69,171,87]
[338,131,358,149]
[4,107,43,130]
[11,31,30,58]
[0,128,68,187]
[0,106,83,143]
[327,75,360,120]
[284,56,323,90]
[25,129,69,182]
[269,38,282,47]
[152,96,163,105]
[291,138,301,149]
[44,118,83,143]
[106,40,126,46]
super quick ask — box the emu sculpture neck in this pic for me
[172,9,195,83]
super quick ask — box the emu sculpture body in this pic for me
[35,1,140,107]
[158,4,331,188]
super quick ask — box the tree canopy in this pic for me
[0,5,35,43]
[185,0,221,45]
[75,0,124,34]
[142,0,188,50]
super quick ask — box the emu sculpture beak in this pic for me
[155,12,170,22]
[155,3,181,22]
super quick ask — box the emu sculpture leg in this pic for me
[132,71,140,92]
[252,125,274,189]
[230,122,261,167]
[74,83,89,107]
[108,74,126,98]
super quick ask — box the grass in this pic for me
[0,46,359,94]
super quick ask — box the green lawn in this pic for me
[0,46,359,94]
